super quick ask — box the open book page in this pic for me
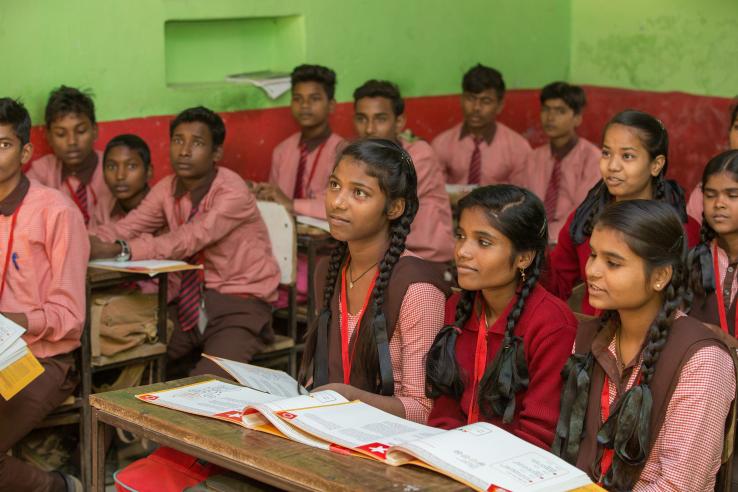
[0,316,44,400]
[387,422,594,492]
[136,379,281,424]
[88,259,202,276]
[0,314,25,356]
[0,337,28,369]
[275,400,444,463]
[203,354,306,397]
[296,215,330,233]
[242,390,349,450]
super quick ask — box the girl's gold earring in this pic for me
[520,268,526,283]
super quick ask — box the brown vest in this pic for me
[313,255,451,394]
[574,315,737,485]
[690,291,737,337]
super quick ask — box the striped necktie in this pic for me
[176,206,202,332]
[75,183,90,225]
[544,158,563,223]
[293,142,309,199]
[468,137,483,184]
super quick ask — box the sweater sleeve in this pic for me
[541,213,582,302]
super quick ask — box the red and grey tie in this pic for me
[176,206,202,332]
[75,183,90,225]
[544,158,563,223]
[293,141,309,199]
[468,137,483,185]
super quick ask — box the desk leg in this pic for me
[90,407,107,491]
[156,273,169,382]
[307,241,316,327]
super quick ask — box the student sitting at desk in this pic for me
[90,106,281,378]
[352,80,454,266]
[25,86,113,229]
[102,134,153,223]
[0,98,89,492]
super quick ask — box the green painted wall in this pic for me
[1,0,569,124]
[570,0,738,97]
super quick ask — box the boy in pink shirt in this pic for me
[91,107,281,378]
[25,86,114,229]
[353,80,454,264]
[257,65,345,219]
[102,134,153,223]
[0,98,89,492]
[432,64,531,185]
[512,82,600,239]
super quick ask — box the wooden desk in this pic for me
[89,376,468,491]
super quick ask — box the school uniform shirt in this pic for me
[427,285,577,449]
[95,166,280,303]
[686,182,704,222]
[341,252,446,423]
[512,137,601,239]
[270,129,345,219]
[545,210,701,314]
[400,137,455,263]
[0,176,89,358]
[25,150,114,230]
[431,122,531,185]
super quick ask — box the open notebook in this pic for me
[0,315,44,400]
[88,259,202,276]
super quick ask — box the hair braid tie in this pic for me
[552,352,594,463]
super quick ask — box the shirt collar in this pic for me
[459,122,497,144]
[61,151,98,185]
[173,167,218,210]
[111,186,150,218]
[550,135,579,161]
[300,126,332,152]
[0,174,30,216]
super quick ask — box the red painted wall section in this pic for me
[28,86,735,193]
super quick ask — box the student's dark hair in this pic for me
[291,64,337,100]
[426,185,548,422]
[0,98,32,146]
[554,199,688,490]
[687,149,738,300]
[169,106,226,149]
[44,85,96,127]
[299,138,419,393]
[462,64,505,100]
[353,80,404,117]
[540,81,587,114]
[569,109,688,245]
[103,134,152,170]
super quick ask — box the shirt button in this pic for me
[725,289,731,295]
[729,267,734,273]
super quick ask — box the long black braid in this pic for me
[425,185,548,423]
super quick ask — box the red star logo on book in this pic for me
[214,410,243,423]
[356,442,390,459]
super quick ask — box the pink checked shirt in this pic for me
[513,138,601,239]
[342,252,445,423]
[25,150,114,230]
[96,167,280,303]
[686,183,704,223]
[431,122,531,185]
[713,240,738,305]
[270,132,345,219]
[401,138,455,263]
[1,180,89,358]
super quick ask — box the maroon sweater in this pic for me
[427,284,577,450]
[543,211,701,315]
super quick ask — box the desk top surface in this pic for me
[90,376,468,492]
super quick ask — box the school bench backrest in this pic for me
[256,200,296,286]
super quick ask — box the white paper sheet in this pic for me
[203,354,306,397]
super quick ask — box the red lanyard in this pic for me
[339,260,378,385]
[713,242,736,334]
[467,298,489,424]
[64,178,98,208]
[0,204,23,299]
[303,140,328,197]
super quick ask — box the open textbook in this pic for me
[136,355,599,491]
[88,259,202,276]
[0,315,44,400]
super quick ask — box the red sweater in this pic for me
[427,285,577,450]
[543,211,701,314]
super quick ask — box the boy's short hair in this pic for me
[103,134,152,170]
[169,106,226,148]
[462,64,505,99]
[45,85,96,127]
[291,64,337,100]
[540,82,587,114]
[0,98,32,146]
[353,80,405,117]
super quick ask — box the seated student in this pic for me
[686,99,738,221]
[25,86,113,228]
[688,149,738,335]
[102,134,153,222]
[90,106,281,378]
[431,64,531,185]
[544,110,700,315]
[257,64,345,219]
[553,200,736,491]
[299,139,451,423]
[352,79,454,264]
[512,82,600,239]
[0,98,88,492]
[425,185,576,450]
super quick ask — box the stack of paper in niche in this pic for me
[0,315,44,400]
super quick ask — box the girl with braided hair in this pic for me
[688,149,738,335]
[425,185,576,449]
[298,138,450,422]
[553,200,736,491]
[544,110,700,315]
